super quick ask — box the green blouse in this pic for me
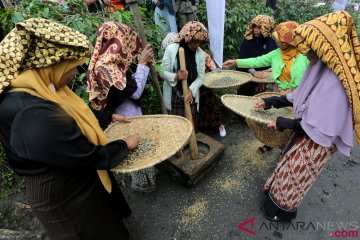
[236,49,309,90]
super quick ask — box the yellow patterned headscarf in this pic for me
[273,21,299,46]
[1,19,114,193]
[0,18,92,95]
[292,11,360,144]
[244,15,275,40]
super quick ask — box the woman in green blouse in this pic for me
[223,21,309,94]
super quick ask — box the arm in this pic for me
[276,117,304,134]
[160,45,177,87]
[263,95,293,109]
[236,49,277,69]
[91,109,113,128]
[130,64,150,99]
[104,79,138,113]
[10,105,129,170]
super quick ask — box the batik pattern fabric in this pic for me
[264,135,335,212]
[273,21,299,46]
[87,22,142,110]
[0,18,91,95]
[244,15,275,40]
[174,21,209,43]
[292,11,360,144]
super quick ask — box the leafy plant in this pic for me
[0,144,24,200]
[197,0,333,59]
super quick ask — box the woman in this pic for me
[237,15,277,96]
[223,21,309,94]
[161,21,209,131]
[224,21,309,153]
[87,22,157,193]
[161,32,225,136]
[254,11,358,222]
[0,19,138,239]
[152,0,178,35]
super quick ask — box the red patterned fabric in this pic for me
[87,22,142,110]
[264,135,335,211]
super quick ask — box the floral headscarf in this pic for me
[87,22,142,110]
[292,11,360,144]
[244,15,275,40]
[0,18,92,95]
[161,32,178,51]
[273,21,299,46]
[174,21,209,43]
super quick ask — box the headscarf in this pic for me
[287,60,353,156]
[244,15,275,40]
[0,19,113,193]
[272,21,300,83]
[87,22,142,110]
[0,18,92,95]
[161,32,178,51]
[273,21,299,46]
[174,21,209,43]
[292,11,360,145]
[161,32,215,71]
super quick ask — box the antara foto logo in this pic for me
[238,217,256,236]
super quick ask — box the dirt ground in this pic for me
[1,112,360,240]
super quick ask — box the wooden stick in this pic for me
[179,47,199,160]
[126,0,167,114]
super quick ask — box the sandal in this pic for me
[257,145,273,154]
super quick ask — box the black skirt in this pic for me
[25,170,131,240]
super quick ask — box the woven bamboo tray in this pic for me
[251,71,275,83]
[203,70,252,89]
[221,92,293,148]
[105,115,192,173]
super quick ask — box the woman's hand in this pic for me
[139,44,155,65]
[125,135,139,150]
[254,99,266,111]
[267,119,277,130]
[112,114,132,123]
[222,59,236,68]
[184,90,193,104]
[253,71,265,78]
[176,70,188,81]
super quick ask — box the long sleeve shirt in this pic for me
[0,92,129,176]
[236,49,309,90]
[114,64,150,116]
[263,95,304,134]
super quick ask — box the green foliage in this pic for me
[198,0,333,59]
[276,0,332,24]
[0,145,24,200]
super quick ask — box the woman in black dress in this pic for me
[0,18,137,239]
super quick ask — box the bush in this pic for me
[197,0,333,59]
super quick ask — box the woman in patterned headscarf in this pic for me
[254,11,358,222]
[224,21,309,154]
[87,22,157,193]
[237,15,277,96]
[161,21,209,131]
[224,21,309,94]
[0,18,138,239]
